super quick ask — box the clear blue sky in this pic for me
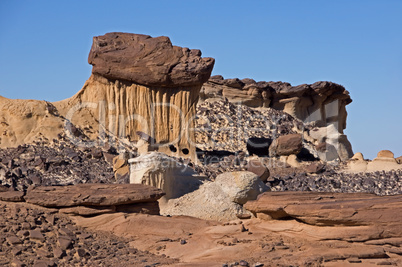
[0,0,401,159]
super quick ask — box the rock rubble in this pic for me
[0,201,176,266]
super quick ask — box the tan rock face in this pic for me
[345,150,402,173]
[0,97,64,147]
[55,74,202,158]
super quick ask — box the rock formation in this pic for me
[57,33,214,160]
[22,183,165,216]
[88,33,214,88]
[25,184,164,207]
[128,152,204,201]
[0,32,215,161]
[201,76,351,131]
[345,150,402,173]
[160,171,268,221]
[200,76,354,161]
[244,191,402,240]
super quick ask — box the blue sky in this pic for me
[0,0,401,159]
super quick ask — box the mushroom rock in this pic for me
[57,32,215,159]
[0,33,215,161]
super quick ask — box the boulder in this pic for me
[128,152,204,201]
[0,190,25,202]
[215,171,269,205]
[160,178,256,221]
[24,184,164,207]
[305,162,325,173]
[269,134,302,157]
[246,160,270,182]
[397,156,402,164]
[88,32,215,87]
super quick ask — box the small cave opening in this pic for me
[297,148,318,161]
[181,148,189,155]
[169,145,177,153]
[246,137,272,157]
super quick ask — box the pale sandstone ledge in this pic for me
[344,150,402,173]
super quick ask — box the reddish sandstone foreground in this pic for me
[71,192,402,266]
[1,190,402,266]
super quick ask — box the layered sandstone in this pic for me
[244,191,402,240]
[201,76,351,132]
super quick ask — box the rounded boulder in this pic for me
[215,171,269,205]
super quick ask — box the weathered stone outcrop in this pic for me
[58,33,214,160]
[23,184,164,216]
[200,76,354,161]
[0,33,214,161]
[345,150,402,172]
[0,97,64,147]
[89,32,214,87]
[245,191,402,241]
[160,171,268,221]
[269,133,302,157]
[128,152,204,201]
[201,76,351,131]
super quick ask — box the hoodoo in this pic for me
[0,33,215,160]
